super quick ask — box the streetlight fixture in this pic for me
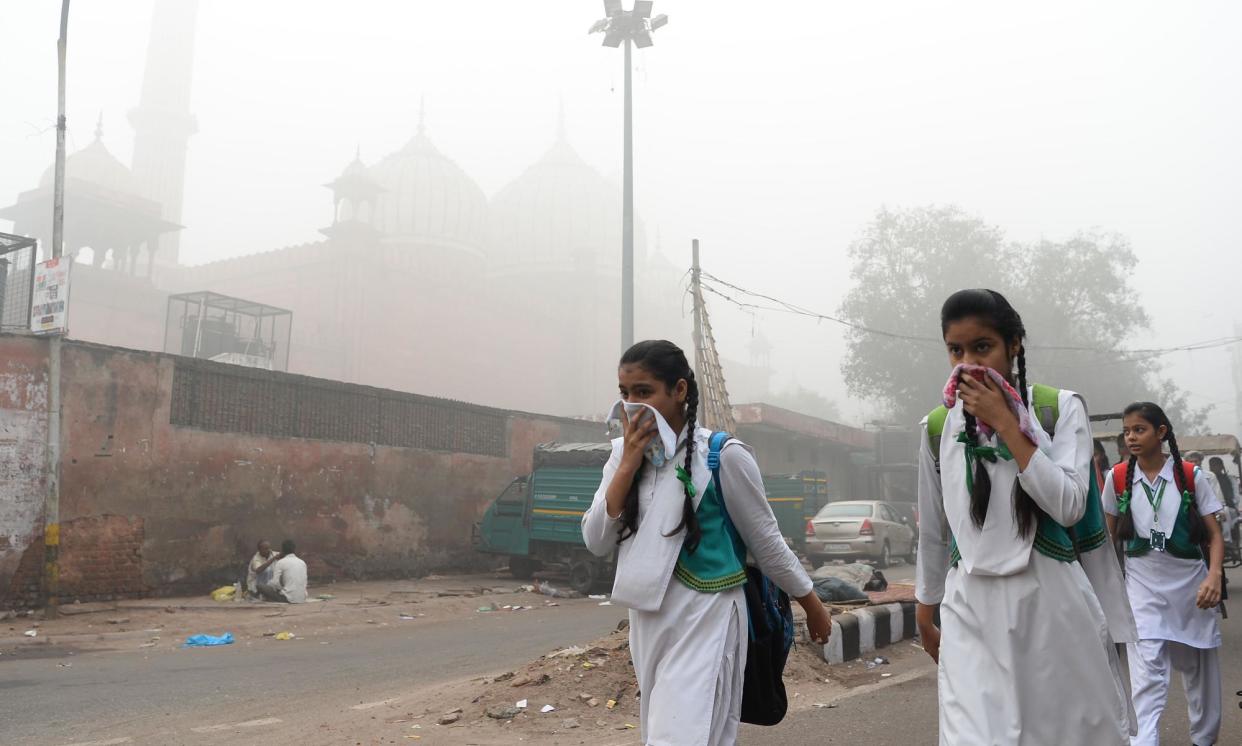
[589,0,668,353]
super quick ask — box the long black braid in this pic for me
[614,340,703,553]
[942,290,1041,536]
[1166,429,1207,543]
[962,410,992,529]
[1115,402,1207,543]
[1117,453,1139,541]
[670,376,702,553]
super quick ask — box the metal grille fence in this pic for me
[0,233,38,332]
[170,359,509,456]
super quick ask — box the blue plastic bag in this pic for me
[183,632,234,647]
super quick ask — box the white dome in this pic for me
[40,126,139,196]
[367,130,487,253]
[488,137,644,274]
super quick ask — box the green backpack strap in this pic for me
[927,405,950,473]
[1031,383,1060,438]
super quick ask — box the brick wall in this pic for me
[0,335,48,605]
[0,335,605,606]
[5,516,144,607]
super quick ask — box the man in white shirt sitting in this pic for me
[246,540,280,599]
[259,540,308,604]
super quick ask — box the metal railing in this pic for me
[0,232,38,332]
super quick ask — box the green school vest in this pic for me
[673,481,748,593]
[1122,472,1202,561]
[931,383,1110,566]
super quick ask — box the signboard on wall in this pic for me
[30,257,71,335]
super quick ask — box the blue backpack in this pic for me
[709,431,796,726]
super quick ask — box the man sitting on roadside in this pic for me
[246,540,281,599]
[258,540,308,604]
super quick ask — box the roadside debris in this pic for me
[183,632,234,647]
[210,585,237,602]
[864,656,890,669]
[533,581,581,599]
[540,704,556,713]
[107,617,131,625]
[23,630,37,638]
[486,706,520,720]
[274,632,295,641]
[813,576,867,603]
[437,710,462,725]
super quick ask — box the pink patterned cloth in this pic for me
[942,364,1041,446]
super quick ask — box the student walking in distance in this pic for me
[915,289,1135,745]
[1101,402,1225,746]
[582,340,831,746]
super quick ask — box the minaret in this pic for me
[129,0,200,267]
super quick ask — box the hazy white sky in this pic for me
[3,1,1240,431]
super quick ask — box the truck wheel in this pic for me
[569,559,599,595]
[509,557,541,580]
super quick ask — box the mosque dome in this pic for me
[487,133,644,275]
[367,125,488,254]
[40,116,140,196]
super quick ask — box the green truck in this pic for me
[473,442,828,594]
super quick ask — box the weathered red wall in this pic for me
[0,335,48,602]
[0,336,603,605]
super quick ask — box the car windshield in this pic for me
[816,503,873,519]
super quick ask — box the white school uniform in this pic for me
[582,427,812,746]
[916,388,1132,746]
[1101,458,1223,746]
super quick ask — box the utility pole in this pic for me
[589,1,668,353]
[42,0,71,619]
[621,35,633,352]
[689,239,736,433]
[52,1,69,260]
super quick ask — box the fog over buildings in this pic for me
[2,1,1240,431]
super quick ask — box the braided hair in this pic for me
[941,289,1040,536]
[1115,402,1206,543]
[615,340,703,553]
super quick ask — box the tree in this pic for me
[838,205,1210,432]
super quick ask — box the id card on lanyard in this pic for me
[1142,478,1168,552]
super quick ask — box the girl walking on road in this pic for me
[1101,402,1225,746]
[582,340,831,746]
[915,289,1135,745]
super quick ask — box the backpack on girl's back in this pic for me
[1101,402,1226,746]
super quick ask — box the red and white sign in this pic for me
[30,257,71,335]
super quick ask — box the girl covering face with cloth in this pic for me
[582,340,831,746]
[915,289,1135,745]
[1101,402,1225,746]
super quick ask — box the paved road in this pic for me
[744,592,1242,745]
[0,602,629,745]
[6,559,1236,745]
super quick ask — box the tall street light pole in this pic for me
[590,1,668,354]
[43,0,71,620]
[53,0,71,259]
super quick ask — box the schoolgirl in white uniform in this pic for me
[916,289,1135,745]
[581,340,831,746]
[1102,401,1225,746]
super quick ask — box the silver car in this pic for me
[804,500,917,568]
